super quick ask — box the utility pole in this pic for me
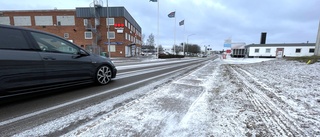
[157,0,160,58]
[204,45,207,55]
[315,20,320,56]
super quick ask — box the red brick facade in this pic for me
[0,9,142,57]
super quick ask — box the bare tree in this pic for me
[142,33,156,54]
[158,45,164,53]
[146,33,155,46]
[142,34,146,45]
[172,45,183,54]
[185,44,200,56]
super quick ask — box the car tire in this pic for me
[96,65,112,85]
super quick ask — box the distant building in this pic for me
[230,43,246,57]
[0,6,142,57]
[245,43,315,58]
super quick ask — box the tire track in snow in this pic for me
[237,66,320,125]
[228,65,306,136]
[236,66,320,136]
[235,77,289,136]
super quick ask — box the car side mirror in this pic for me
[78,49,89,56]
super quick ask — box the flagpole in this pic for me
[174,10,176,55]
[157,0,160,58]
[183,19,185,56]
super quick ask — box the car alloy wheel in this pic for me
[96,65,112,85]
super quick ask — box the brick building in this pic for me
[0,5,142,57]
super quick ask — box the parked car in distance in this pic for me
[0,24,117,98]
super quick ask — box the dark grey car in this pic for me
[0,24,117,98]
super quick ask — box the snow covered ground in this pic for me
[15,57,320,136]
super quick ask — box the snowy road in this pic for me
[0,57,213,136]
[2,57,320,136]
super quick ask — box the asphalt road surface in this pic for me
[0,57,216,136]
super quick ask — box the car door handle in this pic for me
[43,57,56,60]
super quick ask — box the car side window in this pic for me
[30,32,79,54]
[0,27,30,50]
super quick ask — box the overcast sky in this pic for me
[1,0,319,50]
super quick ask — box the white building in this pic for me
[245,43,315,58]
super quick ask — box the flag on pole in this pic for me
[168,11,175,18]
[179,20,184,26]
[149,0,157,2]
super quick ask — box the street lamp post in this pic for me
[106,0,110,58]
[156,1,159,58]
[186,34,195,56]
[315,20,320,56]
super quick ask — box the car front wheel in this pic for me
[96,65,112,85]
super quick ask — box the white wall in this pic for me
[0,16,10,25]
[248,47,277,57]
[283,47,315,57]
[249,46,315,57]
[35,16,53,26]
[13,16,31,26]
[56,16,75,26]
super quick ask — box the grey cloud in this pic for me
[1,0,319,50]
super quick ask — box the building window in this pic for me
[295,48,301,53]
[128,22,131,29]
[309,48,315,53]
[35,16,53,26]
[125,19,127,27]
[106,18,114,26]
[13,16,31,26]
[85,32,92,39]
[64,33,69,38]
[254,48,259,53]
[265,48,271,53]
[125,33,128,40]
[95,18,100,26]
[110,45,116,52]
[84,19,88,26]
[107,31,115,39]
[56,16,75,26]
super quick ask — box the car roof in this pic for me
[0,24,55,36]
